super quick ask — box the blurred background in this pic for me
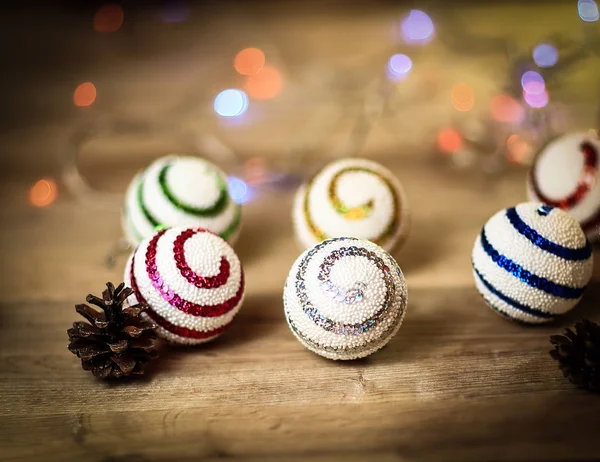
[0,0,598,260]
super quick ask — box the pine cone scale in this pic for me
[68,282,158,379]
[550,319,600,392]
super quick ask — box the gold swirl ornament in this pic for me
[298,160,408,251]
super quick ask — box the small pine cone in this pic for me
[550,319,600,392]
[68,282,158,379]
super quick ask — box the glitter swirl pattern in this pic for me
[295,244,395,335]
[122,155,242,246]
[125,226,245,345]
[527,134,600,240]
[293,158,410,253]
[284,237,408,360]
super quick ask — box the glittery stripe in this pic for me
[329,168,375,220]
[295,239,397,335]
[480,228,585,299]
[505,207,591,261]
[219,204,241,241]
[129,254,230,339]
[143,305,229,339]
[286,309,402,355]
[173,228,230,289]
[146,230,244,317]
[158,163,229,217]
[473,266,556,319]
[137,175,162,229]
[303,166,401,245]
[529,141,598,209]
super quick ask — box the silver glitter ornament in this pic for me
[283,237,407,360]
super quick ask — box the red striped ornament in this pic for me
[124,227,245,345]
[527,133,600,242]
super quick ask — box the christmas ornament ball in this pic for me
[284,237,407,360]
[124,227,245,345]
[472,202,593,324]
[123,155,241,247]
[293,158,409,252]
[527,132,600,241]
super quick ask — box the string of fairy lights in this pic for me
[28,0,600,210]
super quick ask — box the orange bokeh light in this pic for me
[30,179,57,207]
[506,134,532,164]
[452,83,474,112]
[234,48,266,76]
[244,65,283,100]
[73,82,97,107]
[490,94,524,123]
[94,4,124,32]
[437,128,463,154]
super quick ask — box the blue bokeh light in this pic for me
[214,89,249,118]
[401,10,435,45]
[532,43,558,68]
[578,0,599,22]
[524,90,549,109]
[387,54,412,81]
[161,0,190,23]
[228,177,253,204]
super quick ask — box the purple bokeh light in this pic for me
[524,90,549,108]
[521,71,545,95]
[387,54,412,81]
[401,10,435,45]
[533,43,558,68]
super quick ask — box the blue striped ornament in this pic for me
[122,155,241,247]
[472,202,594,324]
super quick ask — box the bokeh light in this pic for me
[437,128,463,154]
[523,89,549,108]
[30,179,57,207]
[73,82,97,107]
[387,54,412,81]
[228,177,252,204]
[245,65,283,100]
[521,71,545,95]
[490,94,525,124]
[578,0,599,22]
[161,0,189,23]
[451,83,475,112]
[214,89,249,117]
[533,43,558,68]
[234,48,266,76]
[94,4,124,32]
[506,134,533,164]
[401,10,435,44]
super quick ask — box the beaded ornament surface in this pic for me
[122,155,241,246]
[125,227,245,344]
[292,158,410,252]
[527,133,600,241]
[284,237,408,360]
[472,202,593,324]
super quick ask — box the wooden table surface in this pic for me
[1,156,600,462]
[2,2,600,461]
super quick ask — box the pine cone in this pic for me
[550,319,600,391]
[67,282,158,379]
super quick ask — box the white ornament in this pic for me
[292,158,410,252]
[122,155,241,247]
[124,227,245,345]
[472,202,593,324]
[283,237,407,360]
[527,132,600,241]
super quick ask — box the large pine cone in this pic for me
[550,319,600,392]
[68,282,158,379]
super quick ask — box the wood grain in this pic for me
[2,2,600,461]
